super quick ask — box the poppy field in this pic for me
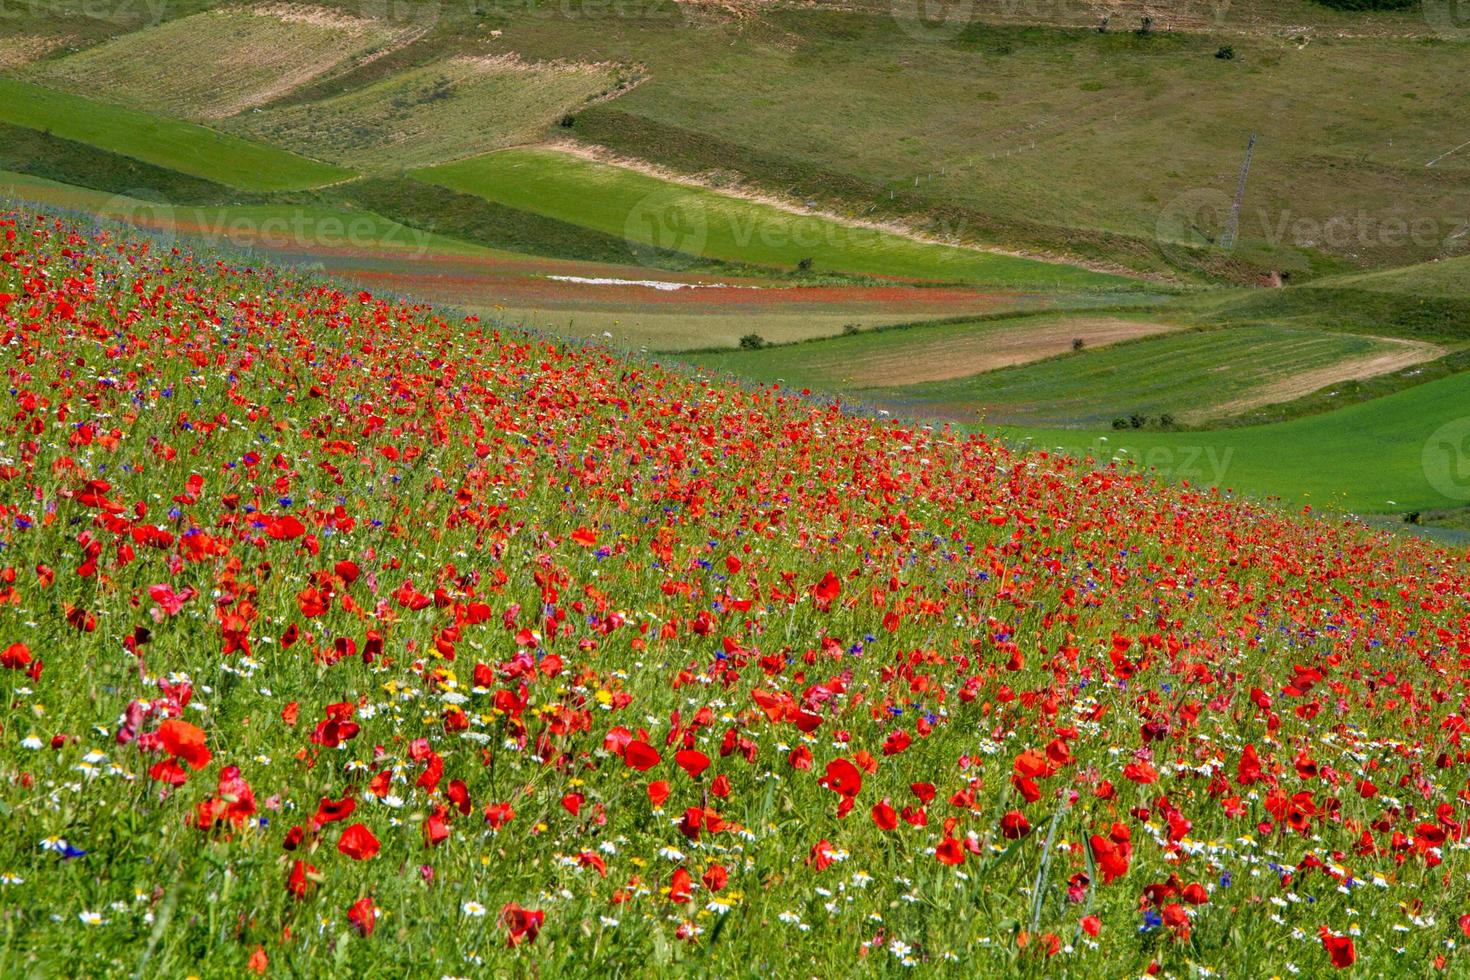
[4,206,1470,977]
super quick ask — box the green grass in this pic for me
[1000,367,1470,512]
[0,123,241,206]
[874,325,1413,427]
[0,79,351,192]
[413,147,1135,289]
[1305,254,1470,298]
[332,175,742,273]
[227,55,630,171]
[1183,284,1470,343]
[470,7,1470,278]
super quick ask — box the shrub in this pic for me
[1216,46,1235,60]
[739,333,767,350]
[1072,337,1086,352]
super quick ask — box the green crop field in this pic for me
[1002,366,1470,514]
[414,147,1134,289]
[0,79,351,192]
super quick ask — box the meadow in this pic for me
[7,204,1470,978]
[412,147,1136,289]
[0,79,350,193]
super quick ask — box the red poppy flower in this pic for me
[500,903,544,947]
[347,897,377,937]
[674,749,710,778]
[159,719,211,770]
[337,823,380,861]
[624,740,662,772]
[1320,931,1355,968]
[819,757,862,798]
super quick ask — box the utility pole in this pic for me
[1219,133,1256,252]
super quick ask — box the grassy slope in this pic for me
[226,56,627,171]
[0,79,350,192]
[482,7,1469,276]
[1304,254,1470,297]
[414,147,1135,289]
[1000,367,1470,513]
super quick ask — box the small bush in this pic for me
[739,333,767,350]
[797,257,814,272]
[1215,46,1235,60]
[558,115,576,129]
[1072,337,1086,352]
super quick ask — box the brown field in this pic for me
[28,5,413,120]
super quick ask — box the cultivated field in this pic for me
[27,5,410,120]
[0,78,350,192]
[873,324,1442,427]
[414,147,1132,288]
[688,311,1180,388]
[230,55,631,171]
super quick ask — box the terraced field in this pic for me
[873,325,1440,428]
[414,147,1133,289]
[0,78,350,191]
[229,55,632,171]
[27,5,411,120]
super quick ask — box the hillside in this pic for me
[4,205,1470,975]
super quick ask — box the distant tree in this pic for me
[1129,413,1146,429]
[739,333,767,350]
[1072,337,1085,352]
[1112,417,1129,430]
[797,257,814,272]
[559,115,576,128]
[1215,46,1235,60]
[1137,16,1153,36]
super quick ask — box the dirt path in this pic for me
[1191,337,1446,421]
